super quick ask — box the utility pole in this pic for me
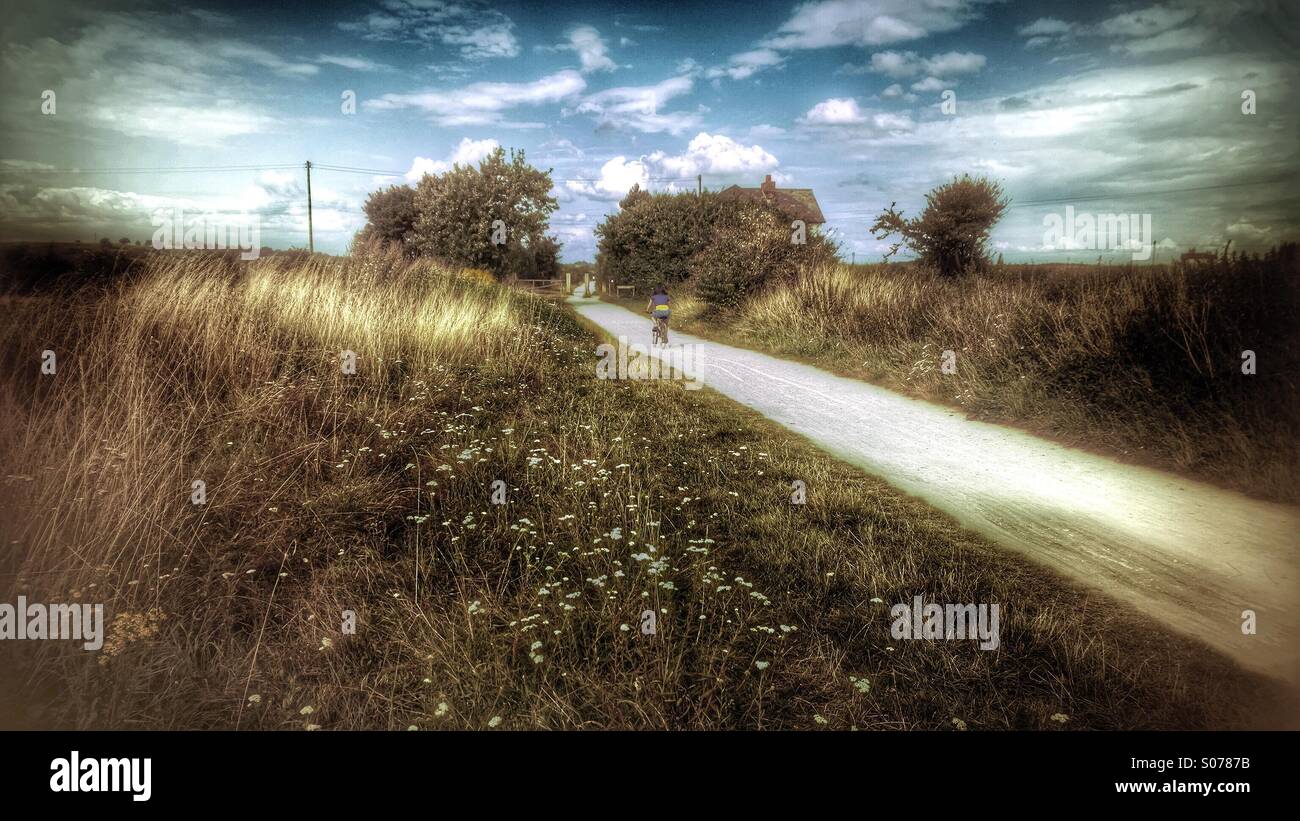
[697,174,702,196]
[305,160,314,254]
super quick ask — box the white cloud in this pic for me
[559,24,617,73]
[1225,219,1272,242]
[564,132,783,203]
[762,0,995,50]
[339,1,520,59]
[799,99,916,133]
[1097,4,1198,38]
[0,12,303,147]
[1018,18,1076,37]
[869,50,986,79]
[706,48,785,81]
[646,132,780,179]
[800,98,868,124]
[404,137,502,182]
[572,75,700,134]
[367,70,586,126]
[216,43,318,76]
[1017,4,1246,55]
[317,54,387,71]
[564,156,650,201]
[1116,25,1213,54]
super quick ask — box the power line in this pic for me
[0,163,301,175]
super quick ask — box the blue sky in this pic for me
[2,0,1297,261]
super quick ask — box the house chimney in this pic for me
[760,174,775,193]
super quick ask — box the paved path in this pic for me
[569,291,1300,682]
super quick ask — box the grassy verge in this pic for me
[1,248,1294,729]
[607,252,1300,503]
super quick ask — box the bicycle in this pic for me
[651,314,669,346]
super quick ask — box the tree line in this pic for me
[354,142,1011,298]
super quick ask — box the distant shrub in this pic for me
[871,174,1008,277]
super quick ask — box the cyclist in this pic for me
[645,284,671,344]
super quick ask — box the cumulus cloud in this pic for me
[800,98,868,125]
[1224,219,1273,242]
[558,24,617,73]
[799,99,917,133]
[868,50,986,79]
[564,156,651,201]
[563,133,782,202]
[404,137,501,181]
[647,132,780,178]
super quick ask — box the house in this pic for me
[717,175,825,226]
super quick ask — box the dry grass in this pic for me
[662,252,1300,502]
[1,245,1294,729]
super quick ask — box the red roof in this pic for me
[717,174,825,224]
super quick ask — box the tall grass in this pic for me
[671,249,1300,501]
[1,245,1293,729]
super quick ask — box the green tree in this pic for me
[407,147,557,278]
[357,185,418,252]
[870,174,1008,277]
[595,190,718,290]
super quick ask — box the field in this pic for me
[1,247,1295,729]
[630,250,1300,503]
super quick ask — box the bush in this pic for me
[691,201,838,309]
[871,174,1008,277]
